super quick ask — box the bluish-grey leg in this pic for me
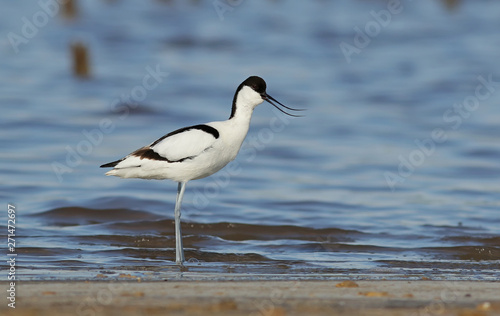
[174,181,187,264]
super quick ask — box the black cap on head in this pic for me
[242,76,267,94]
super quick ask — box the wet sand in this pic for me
[3,280,500,316]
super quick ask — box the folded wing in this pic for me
[150,124,219,162]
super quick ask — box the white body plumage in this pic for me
[103,86,261,182]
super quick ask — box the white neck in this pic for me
[229,86,264,122]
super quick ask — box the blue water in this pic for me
[1,0,500,280]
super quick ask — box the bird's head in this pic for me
[230,76,304,119]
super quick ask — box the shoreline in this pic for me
[3,280,500,315]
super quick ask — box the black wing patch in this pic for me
[133,147,169,162]
[131,147,194,163]
[100,159,123,168]
[151,124,219,147]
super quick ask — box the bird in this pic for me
[100,76,302,265]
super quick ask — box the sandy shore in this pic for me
[3,280,500,316]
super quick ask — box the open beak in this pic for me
[262,93,305,117]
